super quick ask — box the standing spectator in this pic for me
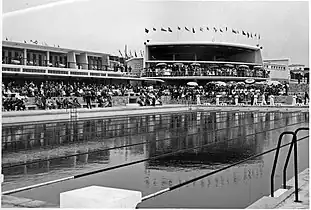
[85,89,92,109]
[304,92,309,105]
[261,92,267,105]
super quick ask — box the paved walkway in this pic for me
[1,195,58,208]
[247,168,309,209]
[2,104,308,125]
[274,169,309,209]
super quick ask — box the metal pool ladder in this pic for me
[270,127,309,202]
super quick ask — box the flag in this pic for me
[135,51,137,57]
[220,28,223,33]
[125,45,128,59]
[200,27,203,32]
[192,28,195,33]
[242,31,246,36]
[226,27,228,31]
[206,27,209,31]
[119,50,123,57]
[58,44,60,47]
[161,28,167,32]
[178,26,181,30]
[34,40,38,44]
[168,27,172,32]
[5,37,8,41]
[259,34,261,39]
[140,50,143,57]
[213,27,217,32]
[254,33,257,37]
[250,33,253,38]
[145,28,149,33]
[232,29,237,34]
[153,28,156,31]
[247,32,249,38]
[185,27,190,31]
[129,50,133,57]
[24,40,27,43]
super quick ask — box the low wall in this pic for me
[11,95,297,109]
[161,95,293,105]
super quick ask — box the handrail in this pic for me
[270,131,295,198]
[282,127,309,202]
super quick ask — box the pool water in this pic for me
[2,110,309,208]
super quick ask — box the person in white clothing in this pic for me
[269,95,275,106]
[234,95,239,105]
[261,93,267,105]
[196,94,201,105]
[216,95,220,105]
[292,94,297,105]
[253,94,258,105]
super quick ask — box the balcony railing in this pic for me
[2,57,122,73]
[141,68,269,78]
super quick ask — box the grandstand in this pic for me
[2,40,162,85]
[141,41,269,84]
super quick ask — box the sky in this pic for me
[2,0,309,66]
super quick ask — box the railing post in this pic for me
[270,131,295,197]
[282,127,309,202]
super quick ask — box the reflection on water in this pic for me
[2,111,309,208]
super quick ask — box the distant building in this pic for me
[263,58,290,82]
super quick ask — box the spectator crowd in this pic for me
[2,79,307,111]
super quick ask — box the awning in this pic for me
[238,65,249,68]
[224,64,234,68]
[245,78,255,84]
[156,63,167,67]
[187,81,198,86]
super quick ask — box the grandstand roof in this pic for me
[2,40,111,57]
[146,41,261,51]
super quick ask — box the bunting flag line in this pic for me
[161,28,167,32]
[168,27,172,32]
[145,28,149,33]
[185,27,190,31]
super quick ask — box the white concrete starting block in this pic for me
[60,186,142,208]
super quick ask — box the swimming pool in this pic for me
[2,110,309,208]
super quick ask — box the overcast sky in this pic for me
[2,0,309,66]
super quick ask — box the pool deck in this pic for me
[247,168,309,209]
[2,104,309,125]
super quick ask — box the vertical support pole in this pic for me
[293,134,299,202]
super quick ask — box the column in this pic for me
[67,52,76,69]
[23,49,27,65]
[46,51,50,66]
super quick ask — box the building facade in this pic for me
[263,58,290,82]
